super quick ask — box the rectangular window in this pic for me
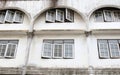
[103,10,113,22]
[13,11,24,23]
[0,40,18,58]
[0,11,6,23]
[46,10,55,23]
[94,11,104,22]
[5,10,15,23]
[98,39,120,59]
[113,11,120,22]
[65,8,74,22]
[56,9,64,22]
[42,39,74,59]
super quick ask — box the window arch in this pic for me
[0,9,24,24]
[93,7,120,22]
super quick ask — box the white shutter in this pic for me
[56,9,64,22]
[5,10,14,23]
[0,11,5,23]
[65,8,74,22]
[103,10,113,22]
[94,11,104,22]
[0,44,7,57]
[108,40,120,58]
[64,44,73,58]
[42,43,52,58]
[98,40,109,58]
[46,11,55,23]
[13,11,24,23]
[53,44,63,58]
[5,43,17,58]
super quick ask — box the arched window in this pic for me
[46,8,74,23]
[94,8,120,22]
[0,9,24,24]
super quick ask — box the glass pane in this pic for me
[5,10,14,22]
[103,10,113,22]
[64,44,73,58]
[0,11,5,23]
[14,11,23,22]
[43,43,52,57]
[54,44,63,58]
[6,44,16,57]
[95,11,104,22]
[0,44,6,56]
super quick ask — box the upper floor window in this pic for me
[46,8,74,23]
[94,8,120,22]
[42,39,74,59]
[0,40,18,59]
[98,39,120,59]
[0,10,24,24]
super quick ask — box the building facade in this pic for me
[0,0,120,75]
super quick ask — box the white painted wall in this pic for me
[89,34,120,68]
[29,34,88,68]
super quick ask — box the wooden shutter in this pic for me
[103,10,113,22]
[5,43,17,58]
[42,43,52,58]
[65,8,74,22]
[5,10,14,23]
[98,40,109,58]
[64,44,73,58]
[56,9,64,22]
[46,10,55,23]
[13,11,24,23]
[53,44,63,58]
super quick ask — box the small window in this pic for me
[46,10,55,23]
[113,11,120,22]
[98,39,120,59]
[103,10,113,22]
[42,39,74,59]
[46,8,74,23]
[13,11,24,23]
[65,8,74,22]
[0,9,24,24]
[0,11,5,23]
[0,40,18,59]
[56,9,64,22]
[94,11,104,22]
[5,10,14,23]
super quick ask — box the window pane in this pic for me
[46,10,55,23]
[42,43,52,58]
[0,44,6,56]
[103,10,113,22]
[56,9,64,22]
[53,44,63,58]
[5,10,14,23]
[108,40,120,58]
[65,8,74,22]
[0,11,5,23]
[6,43,17,57]
[113,11,120,22]
[14,11,23,23]
[98,40,109,58]
[95,11,104,22]
[64,44,73,58]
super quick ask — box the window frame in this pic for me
[103,10,114,22]
[55,9,64,22]
[42,39,74,59]
[46,10,55,23]
[0,40,18,59]
[98,39,120,59]
[65,8,74,22]
[13,11,24,23]
[94,10,104,22]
